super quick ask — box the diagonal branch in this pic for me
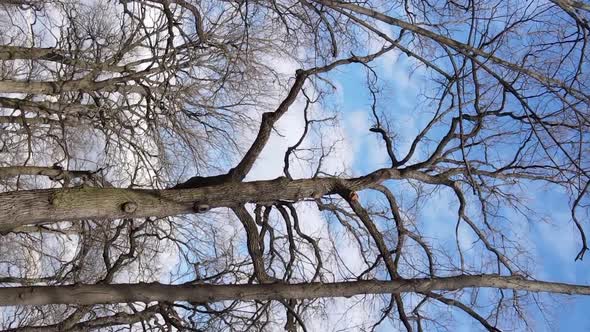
[228,46,396,182]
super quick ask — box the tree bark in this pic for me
[0,96,91,115]
[0,45,67,62]
[0,177,328,231]
[0,166,92,179]
[0,167,455,231]
[1,275,589,306]
[1,168,442,231]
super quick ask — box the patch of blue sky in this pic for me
[327,42,590,329]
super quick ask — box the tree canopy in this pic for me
[1,0,589,331]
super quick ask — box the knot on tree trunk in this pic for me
[122,201,138,213]
[193,202,210,213]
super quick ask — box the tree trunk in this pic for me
[0,177,329,231]
[1,275,589,306]
[0,168,448,231]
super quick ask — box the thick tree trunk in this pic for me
[0,168,449,231]
[0,45,67,62]
[1,275,589,306]
[0,168,426,231]
[0,177,333,231]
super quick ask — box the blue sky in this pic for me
[325,54,590,330]
[143,2,589,329]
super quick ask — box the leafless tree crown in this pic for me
[0,0,589,331]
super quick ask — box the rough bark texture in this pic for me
[1,275,589,306]
[0,177,329,231]
[0,45,67,62]
[0,168,441,231]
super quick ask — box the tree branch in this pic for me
[1,275,589,306]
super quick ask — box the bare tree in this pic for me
[1,0,589,331]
